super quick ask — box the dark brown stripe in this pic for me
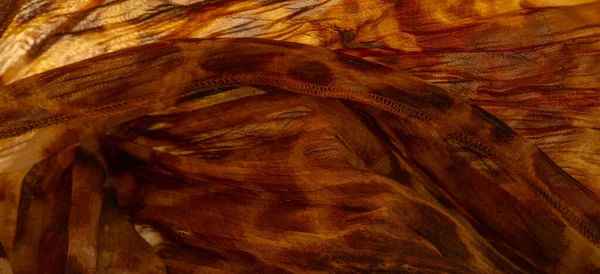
[242,37,305,49]
[335,52,394,73]
[287,61,333,86]
[472,105,516,142]
[409,203,472,262]
[0,0,23,39]
[13,0,51,25]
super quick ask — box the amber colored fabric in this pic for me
[0,1,599,273]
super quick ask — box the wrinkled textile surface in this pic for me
[0,0,599,273]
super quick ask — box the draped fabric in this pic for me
[0,0,599,273]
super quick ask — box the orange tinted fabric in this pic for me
[0,1,599,273]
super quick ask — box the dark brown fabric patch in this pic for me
[287,61,333,86]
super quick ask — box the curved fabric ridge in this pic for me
[0,38,599,272]
[0,0,598,194]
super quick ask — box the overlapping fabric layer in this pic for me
[0,0,599,273]
[1,0,599,189]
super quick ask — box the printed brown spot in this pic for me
[472,105,516,142]
[3,79,37,99]
[421,85,455,111]
[339,29,357,48]
[409,203,472,262]
[202,52,282,74]
[335,52,394,73]
[287,61,333,86]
